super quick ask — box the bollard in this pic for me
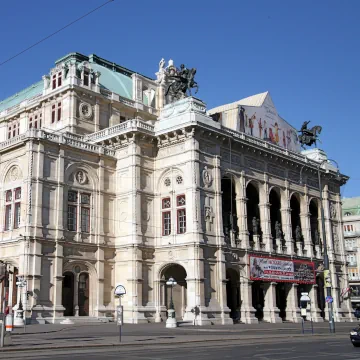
[5,314,13,332]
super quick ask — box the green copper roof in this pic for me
[342,197,360,215]
[90,62,133,99]
[0,81,43,113]
[0,52,153,114]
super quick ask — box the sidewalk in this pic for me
[0,321,353,353]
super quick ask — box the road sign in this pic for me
[116,305,123,325]
[325,296,333,304]
[114,284,126,296]
[324,270,332,288]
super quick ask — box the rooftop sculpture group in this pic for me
[157,58,199,103]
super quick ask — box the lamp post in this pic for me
[166,277,177,328]
[300,159,339,334]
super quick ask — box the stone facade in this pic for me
[0,53,354,324]
[342,197,360,308]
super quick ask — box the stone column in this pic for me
[69,92,77,132]
[308,284,324,322]
[263,282,282,323]
[259,176,272,253]
[216,248,232,324]
[31,240,45,323]
[285,283,302,323]
[183,245,211,325]
[74,274,79,317]
[34,143,44,237]
[300,187,313,257]
[213,155,224,244]
[52,242,65,321]
[281,181,294,255]
[236,171,249,249]
[55,148,65,241]
[95,247,105,317]
[94,99,100,132]
[240,280,258,324]
[154,280,164,323]
[97,157,105,244]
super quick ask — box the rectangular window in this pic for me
[81,194,90,205]
[58,72,62,87]
[5,205,12,231]
[68,191,77,202]
[120,116,126,123]
[6,190,12,202]
[57,102,62,121]
[67,205,77,231]
[84,71,89,86]
[14,203,20,229]
[15,188,21,200]
[52,105,56,123]
[162,198,171,209]
[177,195,186,207]
[177,208,186,234]
[29,117,33,129]
[162,212,171,236]
[7,125,11,139]
[81,207,90,233]
[52,74,56,89]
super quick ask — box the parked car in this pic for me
[350,324,360,347]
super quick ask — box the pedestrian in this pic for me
[354,306,360,319]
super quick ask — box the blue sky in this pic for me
[0,0,359,197]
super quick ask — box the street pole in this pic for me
[170,284,174,310]
[300,159,339,334]
[0,262,8,348]
[318,159,337,334]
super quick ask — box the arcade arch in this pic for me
[246,182,260,243]
[160,264,187,320]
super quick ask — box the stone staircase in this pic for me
[49,316,114,324]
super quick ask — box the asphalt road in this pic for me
[1,336,359,360]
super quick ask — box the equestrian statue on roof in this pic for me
[165,63,199,100]
[298,121,322,148]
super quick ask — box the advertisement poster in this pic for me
[249,255,315,284]
[237,94,300,152]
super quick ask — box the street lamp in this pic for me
[165,276,177,328]
[300,159,340,334]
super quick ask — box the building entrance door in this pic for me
[276,283,287,321]
[62,272,75,316]
[252,281,264,321]
[78,273,89,316]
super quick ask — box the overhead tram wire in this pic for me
[0,0,115,68]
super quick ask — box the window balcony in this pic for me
[350,276,360,281]
[346,246,357,252]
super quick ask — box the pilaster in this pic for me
[236,171,249,249]
[281,180,294,255]
[259,177,272,253]
[52,242,65,320]
[240,280,258,324]
[300,187,313,257]
[263,282,282,323]
[308,284,324,322]
[285,283,302,323]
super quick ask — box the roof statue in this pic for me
[162,62,198,102]
[298,121,322,149]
